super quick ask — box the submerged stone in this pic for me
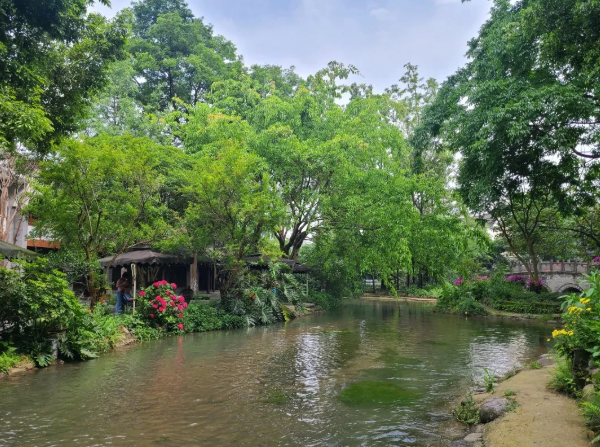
[339,381,419,406]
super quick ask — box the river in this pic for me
[0,300,552,446]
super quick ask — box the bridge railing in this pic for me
[510,261,592,275]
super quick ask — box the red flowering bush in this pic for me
[138,280,187,332]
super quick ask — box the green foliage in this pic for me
[530,360,542,370]
[453,394,480,426]
[581,392,600,444]
[0,258,82,360]
[0,342,22,374]
[548,355,578,397]
[307,289,341,311]
[483,368,495,393]
[0,0,129,152]
[504,390,515,397]
[338,381,419,407]
[553,271,600,359]
[436,283,488,316]
[183,303,223,332]
[29,135,172,305]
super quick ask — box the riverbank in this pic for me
[465,361,589,446]
[0,301,321,378]
[360,295,563,324]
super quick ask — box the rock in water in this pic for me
[464,433,483,443]
[479,397,510,423]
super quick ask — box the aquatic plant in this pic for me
[339,381,419,406]
[483,368,495,393]
[453,393,480,425]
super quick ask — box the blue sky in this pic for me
[92,0,492,92]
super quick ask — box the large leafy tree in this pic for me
[128,0,242,113]
[28,135,170,306]
[184,140,284,302]
[0,0,129,152]
[414,0,600,280]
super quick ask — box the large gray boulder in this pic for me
[479,397,510,423]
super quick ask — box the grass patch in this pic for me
[339,381,419,406]
[504,389,515,397]
[530,360,542,370]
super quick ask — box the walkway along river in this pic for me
[0,301,552,446]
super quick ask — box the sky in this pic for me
[92,0,492,92]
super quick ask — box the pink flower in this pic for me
[159,326,162,330]
[178,296,185,303]
[139,291,146,297]
[153,282,160,287]
[159,307,165,312]
[171,283,177,289]
[161,280,168,286]
[166,290,171,295]
[178,324,184,330]
[178,313,183,318]
[183,302,188,308]
[155,296,162,300]
[150,314,155,318]
[152,304,158,309]
[177,305,183,311]
[171,301,176,307]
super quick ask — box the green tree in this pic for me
[128,0,242,113]
[28,135,170,306]
[0,0,129,152]
[184,142,284,303]
[412,0,600,281]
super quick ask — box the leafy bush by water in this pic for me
[453,394,480,425]
[0,342,22,373]
[436,284,488,316]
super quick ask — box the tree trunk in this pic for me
[191,253,198,294]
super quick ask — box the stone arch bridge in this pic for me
[510,261,594,293]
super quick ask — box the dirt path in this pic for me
[482,366,589,447]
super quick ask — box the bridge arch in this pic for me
[556,283,584,295]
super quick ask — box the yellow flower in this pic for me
[547,338,551,342]
[587,308,592,311]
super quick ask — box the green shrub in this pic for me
[436,284,488,316]
[453,394,480,425]
[183,303,223,332]
[0,258,83,364]
[548,355,578,397]
[582,392,600,443]
[307,289,341,310]
[220,314,246,329]
[494,301,561,314]
[0,342,23,374]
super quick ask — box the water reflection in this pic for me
[0,301,551,447]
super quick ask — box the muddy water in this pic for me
[0,301,551,446]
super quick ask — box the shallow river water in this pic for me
[0,301,552,446]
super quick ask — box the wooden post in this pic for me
[131,263,137,313]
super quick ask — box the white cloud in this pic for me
[435,0,462,5]
[369,7,394,21]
